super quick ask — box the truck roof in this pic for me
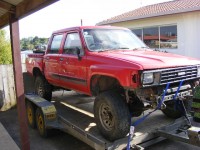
[52,26,129,34]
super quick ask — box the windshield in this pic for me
[83,28,146,52]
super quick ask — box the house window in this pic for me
[143,27,159,48]
[132,29,142,40]
[160,25,177,49]
[132,25,177,49]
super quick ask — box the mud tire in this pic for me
[35,76,52,101]
[94,91,130,141]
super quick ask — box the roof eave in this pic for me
[97,7,200,25]
[0,0,59,29]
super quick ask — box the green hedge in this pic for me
[0,30,12,65]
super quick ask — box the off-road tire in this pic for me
[162,100,191,119]
[35,76,52,101]
[26,101,36,128]
[36,108,48,137]
[94,91,130,141]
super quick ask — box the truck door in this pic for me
[44,34,64,85]
[59,32,88,93]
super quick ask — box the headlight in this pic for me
[197,66,200,77]
[142,72,154,84]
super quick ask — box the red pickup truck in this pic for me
[26,26,200,141]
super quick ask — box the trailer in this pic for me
[25,91,200,150]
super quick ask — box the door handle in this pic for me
[60,58,64,61]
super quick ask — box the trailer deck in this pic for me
[25,91,200,150]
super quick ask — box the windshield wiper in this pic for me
[118,47,129,49]
[97,49,114,52]
[140,46,151,49]
[131,46,150,51]
[97,47,131,52]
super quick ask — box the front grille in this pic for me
[160,66,198,84]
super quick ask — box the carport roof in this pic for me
[0,0,58,29]
[97,0,200,25]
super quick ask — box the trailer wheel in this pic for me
[162,100,191,119]
[26,101,36,128]
[35,76,52,101]
[36,108,48,137]
[94,91,130,141]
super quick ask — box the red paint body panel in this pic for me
[26,53,44,75]
[26,26,200,95]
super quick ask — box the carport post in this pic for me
[9,15,30,150]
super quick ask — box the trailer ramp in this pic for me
[25,92,200,150]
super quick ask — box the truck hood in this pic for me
[95,49,200,70]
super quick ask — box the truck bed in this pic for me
[26,53,44,74]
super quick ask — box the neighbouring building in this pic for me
[97,0,200,59]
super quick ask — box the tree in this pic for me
[0,30,12,64]
[20,36,48,51]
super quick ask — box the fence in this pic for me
[0,65,16,111]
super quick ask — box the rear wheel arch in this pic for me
[33,67,43,78]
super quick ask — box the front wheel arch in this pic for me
[90,75,122,96]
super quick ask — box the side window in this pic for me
[63,33,83,55]
[49,34,63,54]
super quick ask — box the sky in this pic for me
[4,0,172,39]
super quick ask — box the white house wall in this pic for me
[109,11,200,59]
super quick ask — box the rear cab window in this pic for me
[48,34,64,54]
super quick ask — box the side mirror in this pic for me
[76,47,81,61]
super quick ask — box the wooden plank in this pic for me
[2,65,9,111]
[0,65,3,109]
[0,1,15,12]
[7,65,16,107]
[0,13,9,28]
[9,15,30,150]
[16,0,59,18]
[0,0,58,29]
[0,65,16,111]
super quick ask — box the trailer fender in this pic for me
[25,94,57,126]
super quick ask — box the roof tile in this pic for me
[97,0,200,25]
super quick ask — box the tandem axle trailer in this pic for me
[25,92,200,150]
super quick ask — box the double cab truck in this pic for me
[26,26,200,141]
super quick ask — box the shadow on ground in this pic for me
[0,108,93,150]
